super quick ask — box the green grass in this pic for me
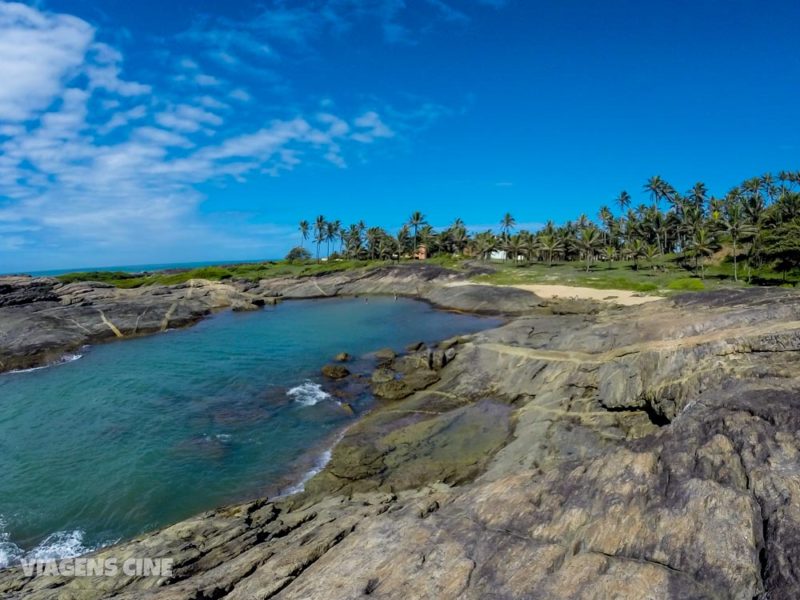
[667,278,706,291]
[55,251,798,295]
[470,258,729,295]
[56,260,387,288]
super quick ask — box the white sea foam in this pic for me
[0,517,101,569]
[287,381,332,406]
[279,448,334,497]
[6,353,83,375]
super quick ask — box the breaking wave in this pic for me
[287,381,332,406]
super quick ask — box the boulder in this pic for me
[373,347,396,365]
[371,378,413,401]
[370,368,396,384]
[334,352,351,362]
[322,364,350,379]
[405,341,426,352]
[231,299,261,312]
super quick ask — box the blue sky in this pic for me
[0,0,798,272]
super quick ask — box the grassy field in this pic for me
[54,251,797,294]
[56,260,384,288]
[469,255,797,295]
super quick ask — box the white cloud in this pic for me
[352,111,394,143]
[0,1,461,271]
[0,2,93,121]
[229,88,252,102]
[194,73,220,87]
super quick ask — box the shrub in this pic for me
[285,246,311,262]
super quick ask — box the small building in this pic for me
[414,244,428,260]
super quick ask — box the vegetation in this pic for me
[286,246,311,262]
[56,260,382,288]
[58,171,800,291]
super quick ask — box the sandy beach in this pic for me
[450,281,664,306]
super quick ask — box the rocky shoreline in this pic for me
[2,266,800,598]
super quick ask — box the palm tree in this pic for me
[574,227,603,272]
[325,221,338,257]
[688,227,715,279]
[626,239,646,271]
[615,191,631,215]
[601,245,617,269]
[644,243,661,269]
[644,175,668,210]
[298,220,310,248]
[408,211,426,256]
[313,215,326,262]
[723,199,752,282]
[500,213,516,237]
[537,234,562,267]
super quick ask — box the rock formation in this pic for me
[2,268,800,599]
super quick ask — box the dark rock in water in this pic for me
[373,347,396,365]
[405,341,426,352]
[340,402,355,416]
[334,352,351,362]
[231,299,261,312]
[322,364,351,379]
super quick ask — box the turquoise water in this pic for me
[0,298,500,567]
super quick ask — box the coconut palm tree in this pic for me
[601,245,617,269]
[644,175,668,210]
[688,227,715,279]
[574,227,603,272]
[644,243,661,269]
[313,215,326,262]
[500,213,516,237]
[615,191,631,215]
[723,199,752,282]
[537,234,562,267]
[298,220,310,249]
[626,238,646,271]
[408,211,426,256]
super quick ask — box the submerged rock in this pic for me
[321,364,351,379]
[373,347,396,365]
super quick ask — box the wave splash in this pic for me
[287,381,332,406]
[279,448,334,497]
[7,352,84,375]
[0,518,102,569]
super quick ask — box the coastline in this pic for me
[3,266,800,598]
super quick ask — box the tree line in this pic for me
[295,171,800,282]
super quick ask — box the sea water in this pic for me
[0,297,500,567]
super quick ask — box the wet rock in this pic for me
[405,341,426,352]
[373,348,396,365]
[370,368,396,384]
[334,352,351,362]
[231,299,261,312]
[321,364,350,379]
